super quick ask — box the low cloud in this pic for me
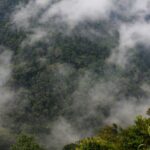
[105,98,150,125]
[44,117,81,150]
[9,0,150,149]
[13,0,114,28]
[0,46,13,125]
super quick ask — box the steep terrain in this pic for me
[0,0,150,150]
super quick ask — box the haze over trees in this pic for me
[0,0,150,149]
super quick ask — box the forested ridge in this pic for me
[0,0,150,150]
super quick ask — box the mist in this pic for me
[0,0,150,150]
[0,46,13,125]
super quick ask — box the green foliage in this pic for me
[147,108,150,116]
[63,143,77,150]
[0,1,150,150]
[0,127,14,150]
[75,138,116,150]
[65,115,150,150]
[11,134,45,150]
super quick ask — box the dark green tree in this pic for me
[11,134,45,150]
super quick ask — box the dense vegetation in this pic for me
[0,0,150,150]
[63,112,150,150]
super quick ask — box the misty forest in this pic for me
[0,0,150,150]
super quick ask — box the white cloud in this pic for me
[105,98,150,125]
[40,0,114,27]
[108,0,150,67]
[13,0,115,29]
[110,21,150,66]
[45,118,80,150]
[9,2,150,149]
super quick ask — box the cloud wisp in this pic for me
[9,0,150,149]
[0,46,13,125]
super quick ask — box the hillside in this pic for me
[0,0,150,150]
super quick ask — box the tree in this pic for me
[64,113,150,150]
[63,143,77,150]
[11,134,45,150]
[75,138,115,150]
[147,108,150,116]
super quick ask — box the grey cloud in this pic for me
[0,47,13,125]
[10,1,150,148]
[44,117,81,150]
[104,98,150,125]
